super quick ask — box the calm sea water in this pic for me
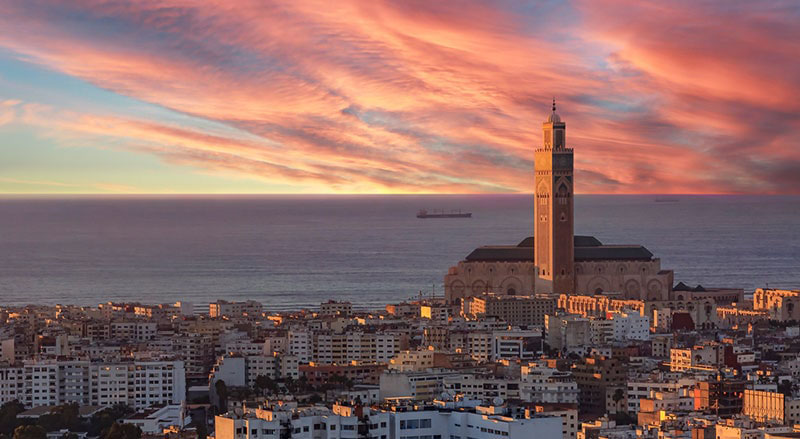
[0,195,798,310]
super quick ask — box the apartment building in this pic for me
[520,363,579,404]
[546,315,591,353]
[319,301,352,317]
[379,369,463,400]
[442,374,521,401]
[216,402,562,439]
[209,300,263,318]
[626,375,697,412]
[210,354,300,389]
[0,359,185,408]
[465,294,555,327]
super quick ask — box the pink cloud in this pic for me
[0,0,798,193]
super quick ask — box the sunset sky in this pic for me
[1,0,799,194]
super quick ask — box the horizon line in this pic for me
[0,192,797,197]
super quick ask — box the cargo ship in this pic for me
[417,209,472,219]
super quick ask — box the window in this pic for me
[330,425,336,430]
[420,419,431,428]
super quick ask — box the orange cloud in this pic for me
[0,0,798,193]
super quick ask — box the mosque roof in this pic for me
[464,235,654,262]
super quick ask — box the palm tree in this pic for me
[612,388,625,414]
[214,380,229,413]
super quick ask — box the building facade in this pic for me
[444,104,674,302]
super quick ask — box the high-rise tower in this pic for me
[534,99,575,295]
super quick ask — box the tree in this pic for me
[87,405,134,436]
[215,380,229,413]
[104,423,141,439]
[254,375,276,396]
[0,401,25,435]
[12,425,46,439]
[779,379,793,397]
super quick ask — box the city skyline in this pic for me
[1,1,799,195]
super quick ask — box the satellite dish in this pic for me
[493,397,504,406]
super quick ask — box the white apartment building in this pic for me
[216,403,562,439]
[366,404,562,439]
[0,359,185,409]
[545,315,591,353]
[210,354,300,390]
[379,370,464,401]
[442,374,521,401]
[609,311,650,341]
[310,332,400,365]
[122,404,191,434]
[289,330,312,363]
[110,322,158,341]
[0,365,23,404]
[520,364,579,404]
[626,376,697,412]
[215,405,358,439]
[491,328,542,361]
[226,339,268,357]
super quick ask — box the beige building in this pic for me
[387,349,434,372]
[464,293,555,326]
[209,300,262,318]
[546,314,591,353]
[319,301,352,316]
[444,105,674,302]
[754,288,800,321]
[669,343,724,372]
[743,389,785,424]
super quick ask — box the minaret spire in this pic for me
[552,97,556,113]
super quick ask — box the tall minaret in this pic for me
[534,99,575,295]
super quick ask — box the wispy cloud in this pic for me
[0,0,798,193]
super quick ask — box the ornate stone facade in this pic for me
[443,104,674,303]
[443,236,674,302]
[753,288,800,321]
[534,100,574,295]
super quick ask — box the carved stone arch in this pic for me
[617,264,627,275]
[471,280,486,294]
[624,279,641,299]
[647,279,664,299]
[587,276,612,295]
[537,180,549,199]
[575,264,584,275]
[499,276,523,296]
[449,280,466,297]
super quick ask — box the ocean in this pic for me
[0,195,798,310]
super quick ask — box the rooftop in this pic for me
[464,235,654,262]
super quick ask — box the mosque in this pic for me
[444,101,676,302]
